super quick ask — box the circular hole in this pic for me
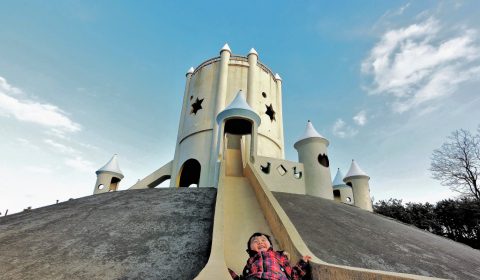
[97,184,105,190]
[262,92,267,98]
[346,197,352,202]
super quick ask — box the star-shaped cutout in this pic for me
[265,103,276,121]
[191,97,204,115]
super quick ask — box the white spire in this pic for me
[296,120,327,142]
[332,168,347,187]
[186,67,194,75]
[221,43,231,54]
[274,73,282,81]
[248,48,258,56]
[344,160,369,179]
[216,90,261,125]
[96,154,124,178]
[224,90,253,112]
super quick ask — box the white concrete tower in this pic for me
[169,44,285,188]
[344,160,373,212]
[332,168,354,205]
[93,154,124,194]
[294,121,333,199]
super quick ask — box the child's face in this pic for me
[249,235,271,252]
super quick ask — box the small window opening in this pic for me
[260,162,271,174]
[190,97,204,115]
[262,92,267,98]
[346,182,353,187]
[333,190,341,199]
[292,167,302,179]
[317,153,330,167]
[190,96,193,100]
[276,164,287,176]
[346,197,352,202]
[265,104,276,122]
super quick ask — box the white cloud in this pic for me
[0,76,81,132]
[362,17,480,113]
[44,139,78,155]
[353,110,367,126]
[332,119,358,138]
[65,156,95,173]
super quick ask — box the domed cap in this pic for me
[216,90,261,125]
[344,160,369,180]
[186,67,194,76]
[332,168,348,188]
[96,154,124,179]
[220,43,231,54]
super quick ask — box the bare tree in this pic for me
[430,128,480,201]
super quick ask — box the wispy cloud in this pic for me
[362,17,480,113]
[353,110,367,126]
[44,139,78,155]
[0,76,81,132]
[65,156,95,173]
[43,138,96,173]
[332,119,358,138]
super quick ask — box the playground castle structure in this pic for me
[94,44,373,212]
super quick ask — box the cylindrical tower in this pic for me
[344,160,373,212]
[93,154,124,194]
[170,44,285,188]
[294,121,333,199]
[332,168,354,205]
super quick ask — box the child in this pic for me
[229,232,311,280]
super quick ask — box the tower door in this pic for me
[223,118,253,177]
[178,159,201,187]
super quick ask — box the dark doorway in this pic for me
[178,159,201,187]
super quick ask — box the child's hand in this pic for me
[302,255,312,262]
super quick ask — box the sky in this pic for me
[1,0,480,214]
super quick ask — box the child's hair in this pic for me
[247,232,273,251]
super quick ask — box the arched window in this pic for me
[178,159,201,188]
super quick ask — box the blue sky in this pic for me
[1,1,480,214]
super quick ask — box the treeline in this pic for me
[374,198,480,249]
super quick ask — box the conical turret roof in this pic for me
[216,90,261,125]
[248,48,258,56]
[332,168,348,188]
[186,67,194,75]
[96,154,124,178]
[296,121,328,142]
[344,160,369,180]
[221,43,231,53]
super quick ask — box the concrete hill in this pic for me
[274,192,480,280]
[1,188,480,279]
[0,188,216,280]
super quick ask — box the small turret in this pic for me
[294,121,333,199]
[220,43,231,54]
[93,154,124,194]
[344,160,372,211]
[332,168,354,205]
